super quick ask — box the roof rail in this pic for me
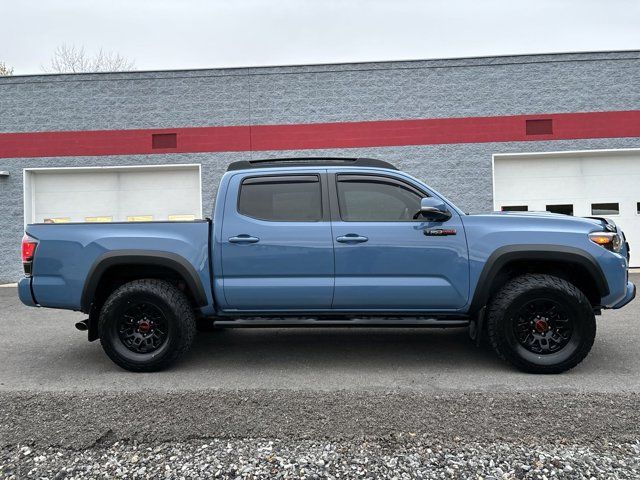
[226,157,398,171]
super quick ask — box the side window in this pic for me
[337,175,424,222]
[238,175,322,222]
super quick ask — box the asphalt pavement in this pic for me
[1,276,639,394]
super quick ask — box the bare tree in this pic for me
[0,61,13,76]
[42,44,135,73]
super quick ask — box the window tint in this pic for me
[238,175,322,222]
[337,175,423,222]
[501,205,528,212]
[591,203,619,215]
[546,204,573,216]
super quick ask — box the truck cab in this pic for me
[214,159,469,313]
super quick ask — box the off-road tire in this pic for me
[99,279,196,372]
[487,274,596,374]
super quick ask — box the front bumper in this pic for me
[18,277,37,307]
[612,281,636,309]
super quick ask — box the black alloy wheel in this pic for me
[117,301,169,354]
[513,298,573,354]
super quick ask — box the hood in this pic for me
[469,211,616,232]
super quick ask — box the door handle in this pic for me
[336,234,368,243]
[228,234,260,244]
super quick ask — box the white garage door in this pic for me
[494,149,640,267]
[24,165,202,224]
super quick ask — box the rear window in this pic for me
[238,175,322,222]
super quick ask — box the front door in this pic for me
[220,172,334,311]
[330,172,469,311]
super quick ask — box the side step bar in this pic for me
[212,318,470,328]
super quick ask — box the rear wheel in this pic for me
[98,279,196,372]
[486,274,596,374]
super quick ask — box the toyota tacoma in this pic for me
[18,158,636,373]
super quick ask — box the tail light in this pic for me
[21,234,38,276]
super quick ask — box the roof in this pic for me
[2,50,638,82]
[226,157,398,172]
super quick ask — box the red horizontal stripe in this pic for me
[0,110,639,159]
[0,126,250,158]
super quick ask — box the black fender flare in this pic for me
[81,250,208,313]
[468,245,609,313]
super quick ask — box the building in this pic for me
[1,50,639,282]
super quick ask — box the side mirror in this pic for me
[416,197,452,222]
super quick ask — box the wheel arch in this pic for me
[81,250,208,315]
[469,245,609,314]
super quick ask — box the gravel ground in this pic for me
[2,390,639,479]
[2,391,639,448]
[3,438,640,479]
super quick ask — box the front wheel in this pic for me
[486,274,596,374]
[98,279,196,372]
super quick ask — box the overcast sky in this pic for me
[2,0,639,75]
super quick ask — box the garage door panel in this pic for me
[580,156,640,175]
[124,187,198,218]
[496,159,583,179]
[117,170,199,191]
[495,176,586,203]
[35,191,119,217]
[28,166,201,224]
[35,172,119,193]
[583,175,640,193]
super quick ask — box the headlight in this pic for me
[589,231,622,252]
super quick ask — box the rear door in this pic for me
[329,171,469,311]
[220,171,334,310]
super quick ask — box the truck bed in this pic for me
[23,220,214,313]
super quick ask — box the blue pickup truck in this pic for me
[18,158,635,373]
